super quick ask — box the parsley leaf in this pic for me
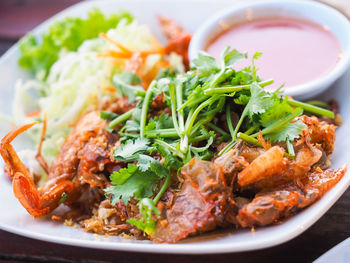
[114,138,150,162]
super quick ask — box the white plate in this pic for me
[314,237,350,263]
[0,0,349,255]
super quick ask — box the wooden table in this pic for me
[0,0,349,262]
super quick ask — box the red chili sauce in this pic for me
[206,17,342,89]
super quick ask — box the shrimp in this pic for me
[238,146,287,187]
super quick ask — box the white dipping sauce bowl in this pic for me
[189,0,350,99]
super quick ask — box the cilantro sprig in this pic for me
[103,46,335,235]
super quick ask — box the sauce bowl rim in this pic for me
[188,0,350,98]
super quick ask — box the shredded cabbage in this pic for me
[13,19,185,166]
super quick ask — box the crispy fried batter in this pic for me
[237,166,347,227]
[158,16,192,69]
[151,158,236,243]
[299,115,336,155]
[238,146,287,187]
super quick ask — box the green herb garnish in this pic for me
[103,46,335,235]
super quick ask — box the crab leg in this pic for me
[35,114,49,174]
[1,122,74,217]
[0,122,39,179]
[13,172,73,217]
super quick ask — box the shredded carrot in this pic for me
[26,110,41,118]
[105,86,116,93]
[139,47,165,58]
[97,50,132,59]
[99,33,133,55]
[257,131,271,150]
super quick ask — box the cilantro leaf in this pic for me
[153,143,182,170]
[127,198,160,235]
[114,138,150,161]
[137,154,155,172]
[223,47,247,67]
[266,119,307,142]
[245,83,273,119]
[113,72,145,103]
[192,51,219,77]
[110,164,138,185]
[253,51,262,60]
[234,94,250,105]
[260,97,294,127]
[137,154,169,178]
[145,114,174,132]
[105,165,159,204]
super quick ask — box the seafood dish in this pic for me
[0,8,347,243]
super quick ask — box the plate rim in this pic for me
[0,0,349,254]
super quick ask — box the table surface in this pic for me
[0,0,349,262]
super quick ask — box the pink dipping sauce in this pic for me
[206,17,342,89]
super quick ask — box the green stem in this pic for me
[190,97,225,135]
[204,79,274,95]
[286,139,295,157]
[287,99,334,119]
[226,103,235,138]
[153,172,171,203]
[108,109,134,129]
[100,111,118,121]
[176,82,185,133]
[218,140,237,156]
[154,139,185,159]
[252,108,303,137]
[140,81,156,138]
[178,95,210,111]
[238,132,261,146]
[169,82,180,135]
[117,132,139,138]
[232,107,248,141]
[305,100,329,109]
[190,137,214,152]
[185,95,220,135]
[145,129,179,138]
[189,134,210,143]
[244,125,258,135]
[207,123,230,137]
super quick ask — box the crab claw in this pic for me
[0,122,39,179]
[13,172,74,217]
[0,122,74,217]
